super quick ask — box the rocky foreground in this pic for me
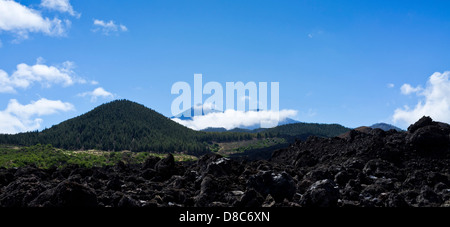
[0,116,449,207]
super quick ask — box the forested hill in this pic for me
[202,123,350,138]
[263,122,351,140]
[0,100,252,155]
[0,100,351,155]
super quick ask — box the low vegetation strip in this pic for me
[0,144,197,169]
[211,138,287,156]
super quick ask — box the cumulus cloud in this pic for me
[0,98,74,134]
[0,0,70,40]
[393,71,450,126]
[92,19,127,35]
[0,58,82,93]
[40,0,80,18]
[400,84,422,95]
[172,109,298,130]
[78,87,115,102]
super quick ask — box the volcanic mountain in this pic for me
[370,123,403,132]
[0,100,210,154]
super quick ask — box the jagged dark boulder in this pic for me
[204,157,233,177]
[362,159,400,179]
[417,186,443,207]
[237,189,265,207]
[30,180,97,207]
[407,125,449,153]
[195,174,221,207]
[334,169,359,186]
[118,195,140,207]
[299,179,340,207]
[142,156,161,170]
[408,116,433,133]
[247,171,296,202]
[0,169,14,187]
[384,193,409,207]
[155,154,176,180]
[0,176,48,207]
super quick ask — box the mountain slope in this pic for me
[370,123,403,132]
[0,100,210,154]
[45,100,204,152]
[202,122,350,139]
[263,122,351,139]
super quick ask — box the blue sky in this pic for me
[1,0,450,133]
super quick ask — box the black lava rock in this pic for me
[247,171,296,202]
[155,154,176,180]
[299,179,340,207]
[30,180,97,207]
[0,116,448,207]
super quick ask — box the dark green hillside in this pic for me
[47,100,207,152]
[263,122,351,140]
[0,100,254,155]
[0,100,207,154]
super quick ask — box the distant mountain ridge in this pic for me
[203,122,351,141]
[370,123,403,131]
[199,118,300,133]
[264,122,351,139]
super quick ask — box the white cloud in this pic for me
[393,71,450,126]
[78,87,115,102]
[172,109,298,130]
[92,19,127,35]
[40,0,80,18]
[387,83,395,88]
[0,69,15,93]
[200,102,217,111]
[0,58,81,93]
[0,98,74,134]
[12,62,74,88]
[120,24,128,32]
[0,0,70,40]
[400,83,422,95]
